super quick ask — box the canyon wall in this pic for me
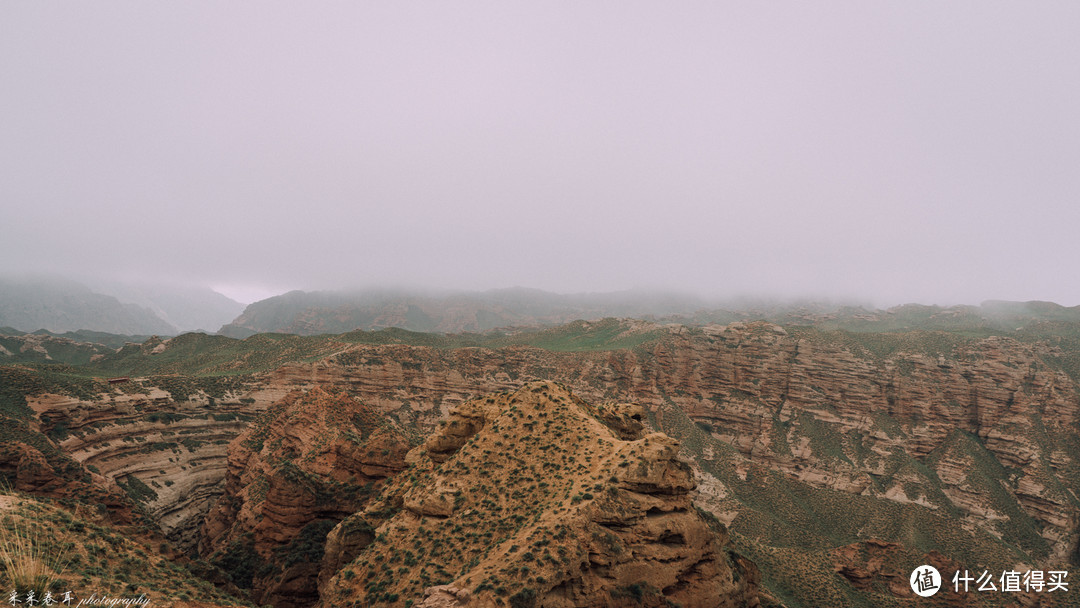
[25,321,1080,568]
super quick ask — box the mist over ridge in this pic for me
[4,5,1080,607]
[0,274,243,335]
[4,3,1080,310]
[5,270,1080,339]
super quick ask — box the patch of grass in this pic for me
[118,476,158,505]
[0,515,69,594]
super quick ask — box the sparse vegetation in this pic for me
[4,311,1080,607]
[0,513,68,594]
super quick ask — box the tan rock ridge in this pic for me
[317,381,760,608]
[200,386,411,608]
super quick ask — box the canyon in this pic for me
[6,317,1080,605]
[200,386,411,607]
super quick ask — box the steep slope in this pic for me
[316,382,760,608]
[249,322,1080,567]
[0,427,133,525]
[0,367,135,524]
[0,489,244,606]
[200,387,412,608]
[0,363,268,550]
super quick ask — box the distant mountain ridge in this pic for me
[218,287,1080,337]
[0,276,176,335]
[675,299,1080,333]
[217,287,711,337]
[92,279,245,333]
[0,276,243,335]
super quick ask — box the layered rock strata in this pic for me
[28,385,260,547]
[0,440,132,523]
[317,381,760,608]
[18,320,1080,576]
[200,387,410,608]
[261,322,1080,563]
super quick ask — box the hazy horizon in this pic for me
[4,3,1079,307]
[6,271,1076,314]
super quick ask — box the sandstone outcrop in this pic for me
[831,540,969,604]
[317,382,760,607]
[200,387,410,608]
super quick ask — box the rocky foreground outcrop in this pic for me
[316,381,760,608]
[200,387,411,608]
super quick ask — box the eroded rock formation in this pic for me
[200,387,410,608]
[259,322,1080,564]
[0,440,132,523]
[28,386,258,547]
[14,319,1080,603]
[317,382,760,607]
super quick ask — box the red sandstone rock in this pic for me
[199,387,410,608]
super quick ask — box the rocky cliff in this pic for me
[200,387,411,608]
[0,439,132,523]
[316,381,760,608]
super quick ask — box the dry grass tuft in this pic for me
[0,484,67,594]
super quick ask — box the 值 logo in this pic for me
[911,565,942,597]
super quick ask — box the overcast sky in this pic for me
[2,2,1078,306]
